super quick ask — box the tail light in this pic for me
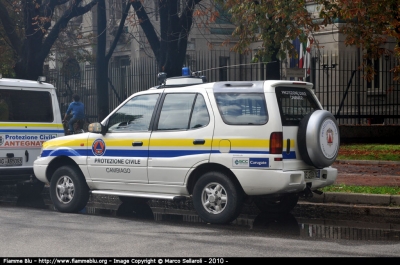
[270,132,283,154]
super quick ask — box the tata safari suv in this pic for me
[33,75,339,224]
[0,76,64,195]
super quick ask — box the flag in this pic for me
[304,38,312,79]
[299,41,304,69]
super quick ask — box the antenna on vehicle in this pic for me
[158,72,167,85]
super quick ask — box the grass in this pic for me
[326,143,400,195]
[321,184,400,195]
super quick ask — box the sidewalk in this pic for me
[298,160,400,215]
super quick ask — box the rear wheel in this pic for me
[50,166,89,213]
[192,171,243,224]
[254,194,299,213]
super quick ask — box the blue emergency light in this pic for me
[182,67,190,76]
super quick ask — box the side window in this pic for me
[0,89,53,122]
[108,94,159,132]
[190,94,210,129]
[157,94,196,130]
[157,93,210,131]
[215,93,268,125]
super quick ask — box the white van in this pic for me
[0,75,64,195]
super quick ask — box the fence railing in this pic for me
[46,50,400,125]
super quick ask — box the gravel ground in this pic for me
[332,161,400,187]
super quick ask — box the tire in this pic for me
[50,166,89,213]
[119,196,149,204]
[192,171,243,224]
[297,110,340,168]
[254,194,299,213]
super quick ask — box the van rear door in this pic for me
[0,87,64,177]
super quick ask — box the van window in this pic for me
[275,87,321,126]
[215,93,268,125]
[0,89,53,122]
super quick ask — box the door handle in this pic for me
[193,139,205,145]
[25,150,29,162]
[132,141,143,146]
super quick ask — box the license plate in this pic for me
[304,170,320,179]
[0,157,23,167]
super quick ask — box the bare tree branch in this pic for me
[132,0,160,63]
[39,0,99,63]
[106,0,132,62]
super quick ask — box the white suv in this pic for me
[33,75,339,224]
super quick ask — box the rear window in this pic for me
[215,93,268,125]
[275,87,321,126]
[0,89,54,122]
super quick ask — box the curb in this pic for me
[300,192,400,207]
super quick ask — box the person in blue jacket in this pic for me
[63,94,85,133]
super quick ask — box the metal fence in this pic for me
[46,50,400,125]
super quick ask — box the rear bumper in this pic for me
[234,166,337,196]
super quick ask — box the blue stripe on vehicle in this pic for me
[42,149,87,157]
[43,149,280,158]
[282,151,296,159]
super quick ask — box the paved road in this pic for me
[1,206,400,257]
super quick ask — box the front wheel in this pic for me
[50,166,89,213]
[192,171,243,224]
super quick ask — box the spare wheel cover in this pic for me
[297,110,340,168]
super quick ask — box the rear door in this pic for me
[148,88,214,185]
[0,88,63,173]
[274,86,322,170]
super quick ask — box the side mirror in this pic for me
[88,123,104,134]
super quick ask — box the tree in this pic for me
[318,0,400,81]
[96,0,133,121]
[0,28,14,77]
[219,0,318,79]
[94,0,204,120]
[0,0,98,80]
[221,0,400,82]
[131,0,202,77]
